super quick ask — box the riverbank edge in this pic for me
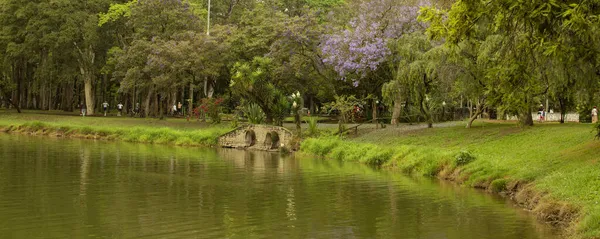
[299,137,583,239]
[0,121,231,147]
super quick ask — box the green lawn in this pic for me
[0,110,232,146]
[0,109,221,130]
[301,121,600,238]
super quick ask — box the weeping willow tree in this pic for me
[383,32,447,128]
[420,0,600,127]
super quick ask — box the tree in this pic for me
[111,0,202,117]
[321,0,426,124]
[420,0,600,126]
[230,57,290,125]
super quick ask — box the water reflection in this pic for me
[0,134,561,239]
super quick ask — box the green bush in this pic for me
[490,178,508,193]
[306,117,319,136]
[454,150,476,166]
[362,148,394,165]
[245,103,266,124]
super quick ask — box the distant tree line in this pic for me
[0,0,598,127]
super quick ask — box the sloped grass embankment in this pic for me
[300,122,600,239]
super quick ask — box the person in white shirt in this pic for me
[102,101,109,116]
[117,103,124,116]
[592,106,598,123]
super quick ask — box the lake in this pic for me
[0,134,560,238]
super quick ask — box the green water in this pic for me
[0,134,560,239]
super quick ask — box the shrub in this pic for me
[306,117,319,136]
[362,148,394,165]
[454,150,476,166]
[245,103,265,124]
[490,178,508,193]
[200,98,223,124]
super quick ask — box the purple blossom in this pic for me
[321,0,429,84]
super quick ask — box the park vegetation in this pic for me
[2,0,600,237]
[1,0,598,128]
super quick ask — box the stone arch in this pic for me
[264,131,280,149]
[245,130,256,147]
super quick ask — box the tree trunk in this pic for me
[391,93,402,125]
[265,107,273,124]
[2,92,21,113]
[466,102,484,128]
[83,77,95,115]
[76,43,96,115]
[372,100,378,128]
[520,108,534,126]
[188,82,194,117]
[204,77,214,98]
[159,94,164,120]
[144,87,153,118]
[152,91,160,118]
[558,97,566,124]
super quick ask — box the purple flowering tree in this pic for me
[321,0,427,123]
[321,0,426,86]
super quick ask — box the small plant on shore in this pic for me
[245,103,266,124]
[306,116,319,136]
[23,121,47,131]
[454,150,476,166]
[490,178,508,193]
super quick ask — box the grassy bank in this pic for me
[301,121,600,239]
[0,112,232,146]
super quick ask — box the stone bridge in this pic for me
[218,125,295,151]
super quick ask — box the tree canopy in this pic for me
[0,0,598,128]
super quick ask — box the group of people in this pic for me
[79,101,125,117]
[78,101,186,117]
[538,104,546,122]
[172,102,184,116]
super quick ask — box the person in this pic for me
[117,102,124,116]
[177,102,182,115]
[541,109,545,122]
[592,106,598,124]
[135,103,140,115]
[81,102,87,117]
[172,103,177,116]
[102,101,109,116]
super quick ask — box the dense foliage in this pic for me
[0,0,598,128]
